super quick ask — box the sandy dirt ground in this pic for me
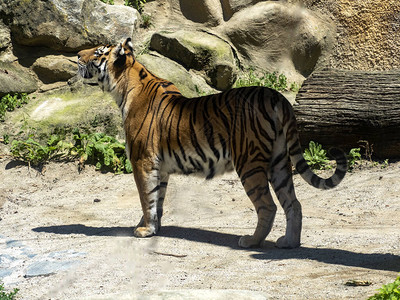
[0,157,399,299]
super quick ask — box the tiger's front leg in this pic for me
[132,163,165,238]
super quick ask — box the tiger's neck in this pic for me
[109,60,182,122]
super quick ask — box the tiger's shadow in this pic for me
[32,224,400,272]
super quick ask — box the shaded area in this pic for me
[33,224,134,237]
[33,224,400,272]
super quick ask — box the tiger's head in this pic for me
[77,38,135,91]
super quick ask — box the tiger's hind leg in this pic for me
[269,156,302,249]
[237,167,277,248]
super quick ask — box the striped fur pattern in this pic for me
[77,38,347,248]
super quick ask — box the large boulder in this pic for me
[220,2,335,82]
[0,0,140,52]
[220,0,265,21]
[32,55,77,84]
[150,30,237,90]
[4,83,123,138]
[137,53,216,97]
[0,20,10,51]
[0,62,38,98]
[171,0,223,26]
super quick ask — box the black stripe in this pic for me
[274,174,291,192]
[296,159,309,174]
[311,175,321,187]
[139,68,147,80]
[173,151,184,171]
[206,159,215,180]
[324,178,334,188]
[148,185,160,194]
[189,116,207,162]
[241,166,266,182]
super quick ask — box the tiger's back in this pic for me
[78,38,347,248]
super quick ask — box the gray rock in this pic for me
[32,55,77,83]
[0,269,12,279]
[173,0,223,26]
[221,2,335,82]
[150,30,237,90]
[0,61,38,98]
[0,0,139,51]
[221,0,265,21]
[25,260,80,278]
[7,82,123,138]
[0,20,11,50]
[137,53,216,97]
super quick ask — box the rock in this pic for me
[25,260,80,278]
[5,83,123,138]
[0,236,85,281]
[0,61,38,98]
[221,2,334,82]
[32,55,77,83]
[0,0,140,52]
[150,30,237,90]
[173,0,223,26]
[137,53,216,97]
[0,20,11,50]
[220,0,265,21]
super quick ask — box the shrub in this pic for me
[233,69,299,92]
[9,129,132,174]
[368,275,400,300]
[0,93,30,121]
[125,0,147,13]
[0,282,19,300]
[303,141,331,170]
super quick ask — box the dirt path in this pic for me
[0,158,399,299]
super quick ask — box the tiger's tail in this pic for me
[289,142,347,189]
[282,100,347,190]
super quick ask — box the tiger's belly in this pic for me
[160,149,233,179]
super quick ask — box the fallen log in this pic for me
[293,69,400,158]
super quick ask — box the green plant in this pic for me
[303,141,331,170]
[1,134,9,145]
[125,0,147,13]
[72,130,132,174]
[99,0,114,4]
[10,135,69,168]
[0,282,19,300]
[347,147,361,169]
[140,13,152,28]
[8,127,132,174]
[368,274,400,300]
[233,69,300,92]
[0,93,30,121]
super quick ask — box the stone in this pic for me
[221,2,335,82]
[150,30,237,90]
[25,260,80,278]
[137,53,216,97]
[0,21,11,50]
[220,0,265,21]
[0,0,140,52]
[32,55,77,83]
[0,61,38,98]
[172,0,223,26]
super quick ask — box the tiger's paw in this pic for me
[238,235,262,248]
[276,236,300,249]
[133,226,156,238]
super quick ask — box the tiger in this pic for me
[77,37,347,249]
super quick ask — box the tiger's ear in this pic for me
[113,43,126,68]
[122,37,134,54]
